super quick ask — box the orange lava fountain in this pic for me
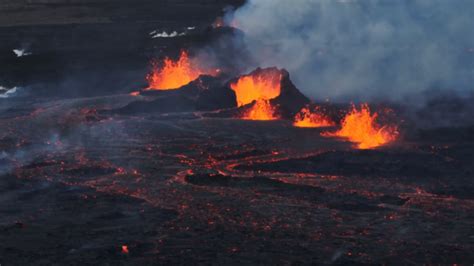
[147,51,202,90]
[293,107,334,128]
[230,69,282,121]
[230,71,282,107]
[323,104,398,149]
[242,99,279,121]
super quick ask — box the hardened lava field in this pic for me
[0,93,473,265]
[1,0,474,265]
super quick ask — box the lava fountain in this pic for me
[322,104,398,149]
[230,69,282,121]
[293,107,334,128]
[230,69,282,107]
[242,99,279,120]
[147,51,204,90]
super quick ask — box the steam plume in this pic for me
[230,0,474,101]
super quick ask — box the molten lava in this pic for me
[121,245,129,254]
[146,51,202,90]
[323,104,398,149]
[212,17,225,28]
[212,16,239,29]
[230,70,282,107]
[293,107,334,128]
[242,99,279,121]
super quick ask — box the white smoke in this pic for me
[230,0,474,101]
[150,30,186,38]
[13,48,32,57]
[0,86,20,98]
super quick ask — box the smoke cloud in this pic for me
[230,0,474,101]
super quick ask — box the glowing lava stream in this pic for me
[147,51,205,90]
[322,104,398,149]
[293,107,334,128]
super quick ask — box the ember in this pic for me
[293,106,334,128]
[212,17,225,28]
[121,245,129,254]
[323,104,398,149]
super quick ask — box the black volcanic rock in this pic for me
[271,68,311,118]
[0,0,246,28]
[195,77,237,111]
[236,149,461,178]
[114,95,197,115]
[111,75,236,115]
[185,173,326,200]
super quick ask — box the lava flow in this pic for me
[293,107,334,128]
[323,104,398,149]
[242,99,279,120]
[146,51,204,90]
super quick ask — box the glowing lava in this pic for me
[294,107,334,128]
[212,16,239,29]
[121,245,129,254]
[230,70,282,107]
[242,99,279,120]
[146,51,202,90]
[212,17,225,28]
[323,104,398,149]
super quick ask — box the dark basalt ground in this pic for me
[0,93,473,264]
[0,174,178,264]
[113,75,237,115]
[1,1,474,265]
